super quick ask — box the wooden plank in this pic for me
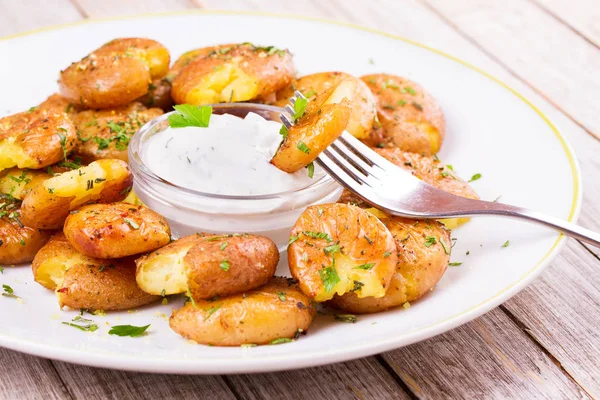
[502,239,600,398]
[423,0,600,139]
[382,306,591,399]
[533,0,600,48]
[0,348,72,399]
[52,361,237,400]
[228,357,411,400]
[71,0,193,17]
[0,0,82,37]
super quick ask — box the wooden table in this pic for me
[1,1,599,398]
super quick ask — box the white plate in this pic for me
[0,12,581,374]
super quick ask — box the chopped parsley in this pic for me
[2,284,19,299]
[323,243,340,255]
[204,304,223,320]
[276,291,287,302]
[288,235,299,245]
[439,238,450,254]
[501,240,510,248]
[219,242,228,251]
[319,262,340,293]
[297,141,311,154]
[279,124,288,138]
[350,280,364,292]
[123,218,139,230]
[383,251,392,258]
[397,100,407,107]
[108,324,150,337]
[302,231,332,242]
[334,314,357,323]
[449,262,463,267]
[306,162,315,179]
[56,130,68,160]
[219,260,230,271]
[270,338,293,345]
[412,102,423,111]
[168,104,212,128]
[354,263,375,270]
[62,315,98,332]
[469,173,482,182]
[424,236,437,247]
[403,86,417,95]
[292,96,308,122]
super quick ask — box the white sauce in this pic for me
[143,112,321,196]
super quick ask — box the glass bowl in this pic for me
[128,103,342,250]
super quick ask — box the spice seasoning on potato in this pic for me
[169,277,315,346]
[288,203,398,302]
[361,73,445,155]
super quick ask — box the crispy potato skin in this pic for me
[288,203,398,302]
[20,159,133,229]
[328,215,450,313]
[135,234,210,296]
[185,235,279,300]
[0,105,77,171]
[275,72,377,139]
[361,74,445,155]
[59,38,170,109]
[72,102,163,162]
[56,259,160,311]
[32,232,103,290]
[172,43,295,105]
[271,81,354,173]
[170,277,315,346]
[64,203,170,259]
[138,78,173,111]
[374,148,479,200]
[0,210,52,265]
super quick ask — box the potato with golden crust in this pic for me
[136,233,278,300]
[136,234,208,296]
[0,168,51,200]
[0,106,77,171]
[0,197,52,265]
[185,234,279,300]
[59,38,170,109]
[56,259,160,311]
[63,202,170,259]
[270,80,355,173]
[170,277,315,346]
[138,78,174,111]
[38,93,80,116]
[328,213,450,313]
[275,72,377,139]
[32,232,103,290]
[72,102,163,162]
[20,159,133,229]
[361,74,445,155]
[172,43,295,105]
[288,203,398,302]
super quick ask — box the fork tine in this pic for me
[280,114,293,129]
[294,90,306,100]
[284,104,295,116]
[320,148,373,187]
[329,142,370,178]
[338,132,383,168]
[316,152,368,193]
[331,140,386,180]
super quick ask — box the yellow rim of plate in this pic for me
[0,10,582,361]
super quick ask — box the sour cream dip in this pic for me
[143,112,320,196]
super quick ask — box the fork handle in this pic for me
[459,201,600,248]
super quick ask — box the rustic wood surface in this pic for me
[1,0,599,399]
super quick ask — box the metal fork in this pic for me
[281,91,600,248]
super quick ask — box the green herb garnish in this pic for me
[108,324,150,337]
[449,262,463,266]
[334,314,357,323]
[424,236,437,247]
[168,105,212,128]
[469,173,482,182]
[306,162,315,179]
[501,240,510,248]
[302,231,332,242]
[319,261,340,293]
[270,338,293,345]
[123,218,139,230]
[297,141,311,154]
[354,263,375,270]
[219,260,230,271]
[292,97,308,122]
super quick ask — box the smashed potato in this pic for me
[0,198,52,264]
[328,214,450,313]
[169,277,315,346]
[136,233,278,301]
[63,203,170,259]
[288,203,398,302]
[138,78,173,111]
[56,259,160,311]
[171,43,294,105]
[275,72,377,139]
[0,105,77,171]
[185,234,278,300]
[0,168,51,200]
[59,38,170,109]
[32,232,103,290]
[20,159,133,229]
[362,74,445,155]
[72,102,163,162]
[270,80,354,173]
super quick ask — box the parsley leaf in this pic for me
[219,259,230,271]
[469,173,482,182]
[306,162,315,178]
[297,141,311,154]
[502,240,510,248]
[62,315,98,332]
[323,243,340,255]
[319,261,340,293]
[108,324,150,337]
[449,262,463,266]
[292,97,308,122]
[302,231,332,242]
[354,263,375,270]
[424,236,437,247]
[168,105,212,128]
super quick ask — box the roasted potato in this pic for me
[136,233,278,299]
[20,159,133,229]
[32,232,103,290]
[167,44,236,81]
[0,105,77,171]
[270,79,354,173]
[171,43,295,105]
[288,203,398,302]
[0,198,52,264]
[63,202,170,259]
[328,214,450,313]
[0,168,51,200]
[185,234,279,300]
[38,93,80,116]
[72,102,163,162]
[361,74,445,155]
[59,38,170,109]
[138,78,173,111]
[136,234,207,296]
[275,72,377,139]
[169,277,315,346]
[56,259,160,311]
